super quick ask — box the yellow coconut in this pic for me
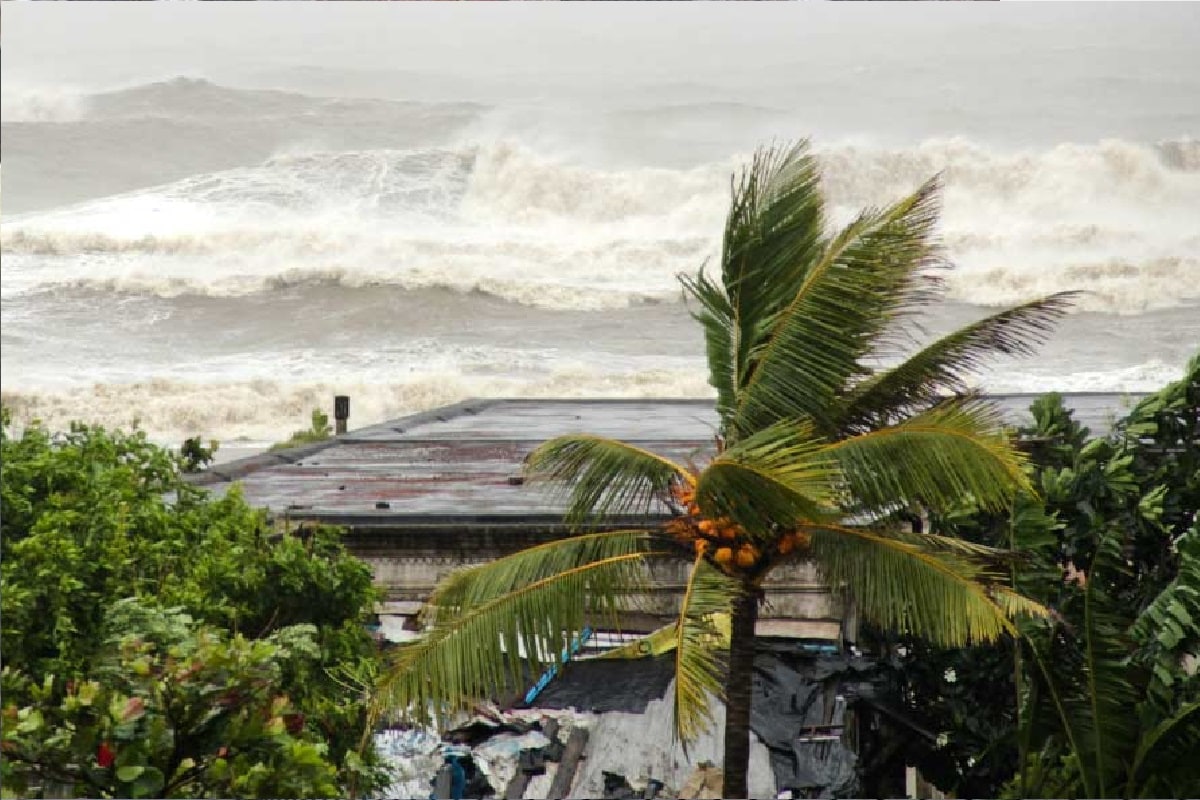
[736,544,759,569]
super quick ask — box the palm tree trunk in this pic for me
[722,587,758,799]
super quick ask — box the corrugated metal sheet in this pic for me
[188,394,1141,526]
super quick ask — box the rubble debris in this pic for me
[374,728,443,799]
[602,771,638,799]
[524,762,559,799]
[447,706,533,746]
[677,764,723,800]
[546,727,589,799]
[375,715,583,799]
[372,644,883,799]
[473,731,551,796]
[601,771,667,800]
[540,718,564,762]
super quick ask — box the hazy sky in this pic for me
[5,2,1198,95]
[4,2,1198,156]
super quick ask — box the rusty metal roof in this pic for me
[187,394,1140,528]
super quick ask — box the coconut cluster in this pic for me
[665,483,810,575]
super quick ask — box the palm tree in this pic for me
[371,141,1075,798]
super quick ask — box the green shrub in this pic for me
[0,415,389,797]
[269,408,333,452]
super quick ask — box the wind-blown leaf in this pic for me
[826,399,1031,515]
[1131,520,1200,708]
[524,435,688,525]
[432,529,657,612]
[672,556,740,745]
[680,267,739,421]
[989,584,1055,621]
[720,143,826,385]
[839,292,1080,430]
[371,533,664,729]
[1018,525,1146,799]
[807,523,1029,647]
[694,420,840,537]
[731,177,945,437]
[1078,529,1141,797]
[1130,700,1200,797]
[682,141,826,433]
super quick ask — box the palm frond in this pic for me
[1021,638,1093,797]
[729,177,945,437]
[720,141,826,364]
[824,398,1031,515]
[1130,700,1200,797]
[679,266,740,420]
[807,522,1028,647]
[371,536,664,730]
[1078,529,1141,797]
[914,530,1023,559]
[524,434,689,525]
[891,529,1051,617]
[694,420,841,537]
[1131,520,1200,708]
[432,529,657,611]
[989,584,1055,621]
[1020,526,1143,798]
[680,141,826,431]
[839,292,1080,430]
[673,554,741,745]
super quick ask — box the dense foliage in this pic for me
[0,412,387,798]
[869,354,1200,798]
[3,602,340,799]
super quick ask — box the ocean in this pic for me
[3,5,1198,450]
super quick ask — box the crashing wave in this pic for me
[4,138,1197,314]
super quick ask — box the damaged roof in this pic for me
[186,394,1140,527]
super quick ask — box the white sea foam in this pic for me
[0,83,91,123]
[979,359,1186,395]
[3,356,1182,449]
[817,138,1200,313]
[0,370,718,448]
[4,138,1197,314]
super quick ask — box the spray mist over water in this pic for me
[2,59,1197,445]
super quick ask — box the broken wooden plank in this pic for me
[505,719,559,799]
[541,718,562,761]
[505,767,532,799]
[545,727,588,799]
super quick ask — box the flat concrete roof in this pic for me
[187,394,1139,527]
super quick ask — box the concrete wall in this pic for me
[345,526,847,640]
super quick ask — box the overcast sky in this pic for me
[5,2,1198,93]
